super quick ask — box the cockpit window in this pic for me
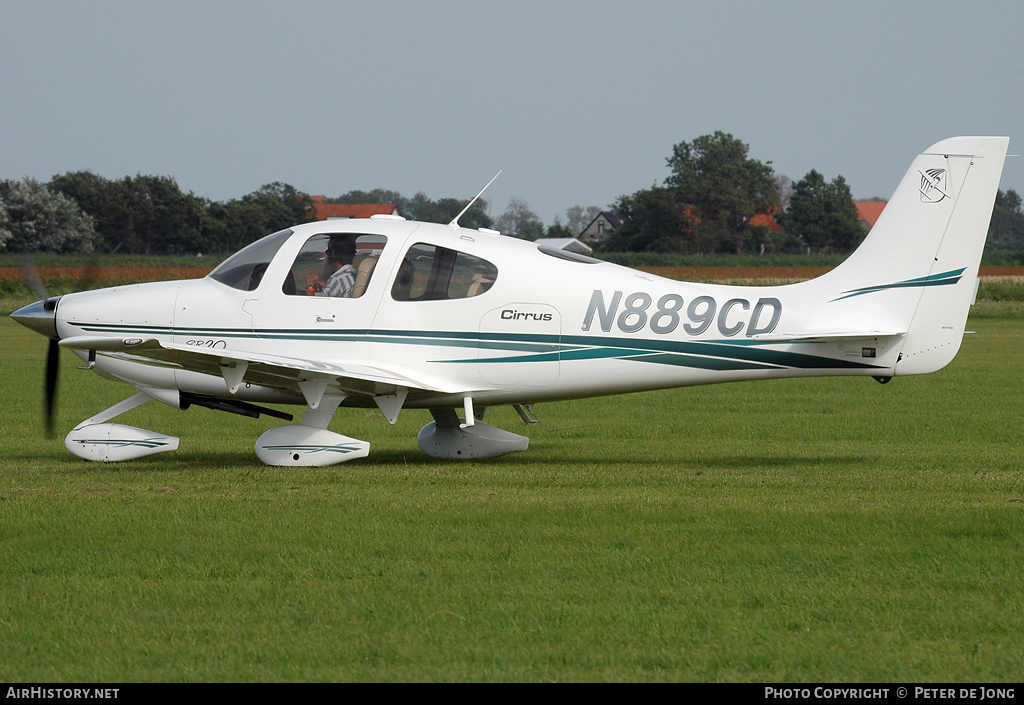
[208,228,293,291]
[392,243,497,301]
[283,233,387,298]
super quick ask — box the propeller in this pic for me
[44,336,59,435]
[14,256,61,436]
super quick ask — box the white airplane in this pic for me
[11,136,1009,465]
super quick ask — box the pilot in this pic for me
[320,237,357,297]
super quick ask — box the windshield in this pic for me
[208,229,293,291]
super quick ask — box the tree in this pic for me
[247,182,315,223]
[544,219,576,239]
[494,198,544,240]
[122,175,208,255]
[49,171,127,252]
[330,189,493,229]
[665,131,779,234]
[775,174,794,212]
[204,182,315,253]
[605,185,695,252]
[0,199,10,251]
[401,193,493,229]
[332,188,405,207]
[404,192,448,223]
[564,205,602,235]
[0,177,95,253]
[607,132,779,253]
[432,197,493,230]
[50,171,213,254]
[780,169,864,253]
[986,189,1024,251]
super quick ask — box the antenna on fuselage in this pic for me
[448,171,501,227]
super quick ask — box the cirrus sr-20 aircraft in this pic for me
[11,136,1010,465]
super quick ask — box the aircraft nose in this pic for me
[11,296,61,339]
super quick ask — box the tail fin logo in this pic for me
[919,168,949,203]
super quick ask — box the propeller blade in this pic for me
[16,254,61,435]
[19,253,48,300]
[45,337,59,437]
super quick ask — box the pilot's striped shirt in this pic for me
[323,264,356,297]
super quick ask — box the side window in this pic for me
[449,250,498,299]
[283,233,387,298]
[391,243,497,301]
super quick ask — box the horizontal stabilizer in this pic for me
[750,330,907,343]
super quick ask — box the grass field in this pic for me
[2,285,1023,681]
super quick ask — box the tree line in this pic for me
[0,171,588,255]
[0,174,314,256]
[3,133,1024,255]
[608,131,1024,255]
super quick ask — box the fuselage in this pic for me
[48,217,897,411]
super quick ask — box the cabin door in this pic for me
[478,303,560,386]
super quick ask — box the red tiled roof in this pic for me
[310,199,399,220]
[854,201,886,227]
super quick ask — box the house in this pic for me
[310,196,400,221]
[579,211,624,244]
[854,201,886,231]
[748,211,784,232]
[534,237,593,255]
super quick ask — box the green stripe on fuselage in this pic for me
[69,323,883,371]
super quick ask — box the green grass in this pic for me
[1,315,1022,682]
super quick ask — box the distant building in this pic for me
[854,201,886,231]
[579,211,624,244]
[310,196,400,221]
[535,237,593,255]
[749,203,884,235]
[748,211,784,232]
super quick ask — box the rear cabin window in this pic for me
[283,233,387,298]
[391,243,497,301]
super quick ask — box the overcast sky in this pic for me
[3,0,1022,227]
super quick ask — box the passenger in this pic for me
[391,258,415,301]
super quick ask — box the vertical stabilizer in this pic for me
[804,137,1008,375]
[895,137,1008,374]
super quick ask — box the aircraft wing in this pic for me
[58,335,472,403]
